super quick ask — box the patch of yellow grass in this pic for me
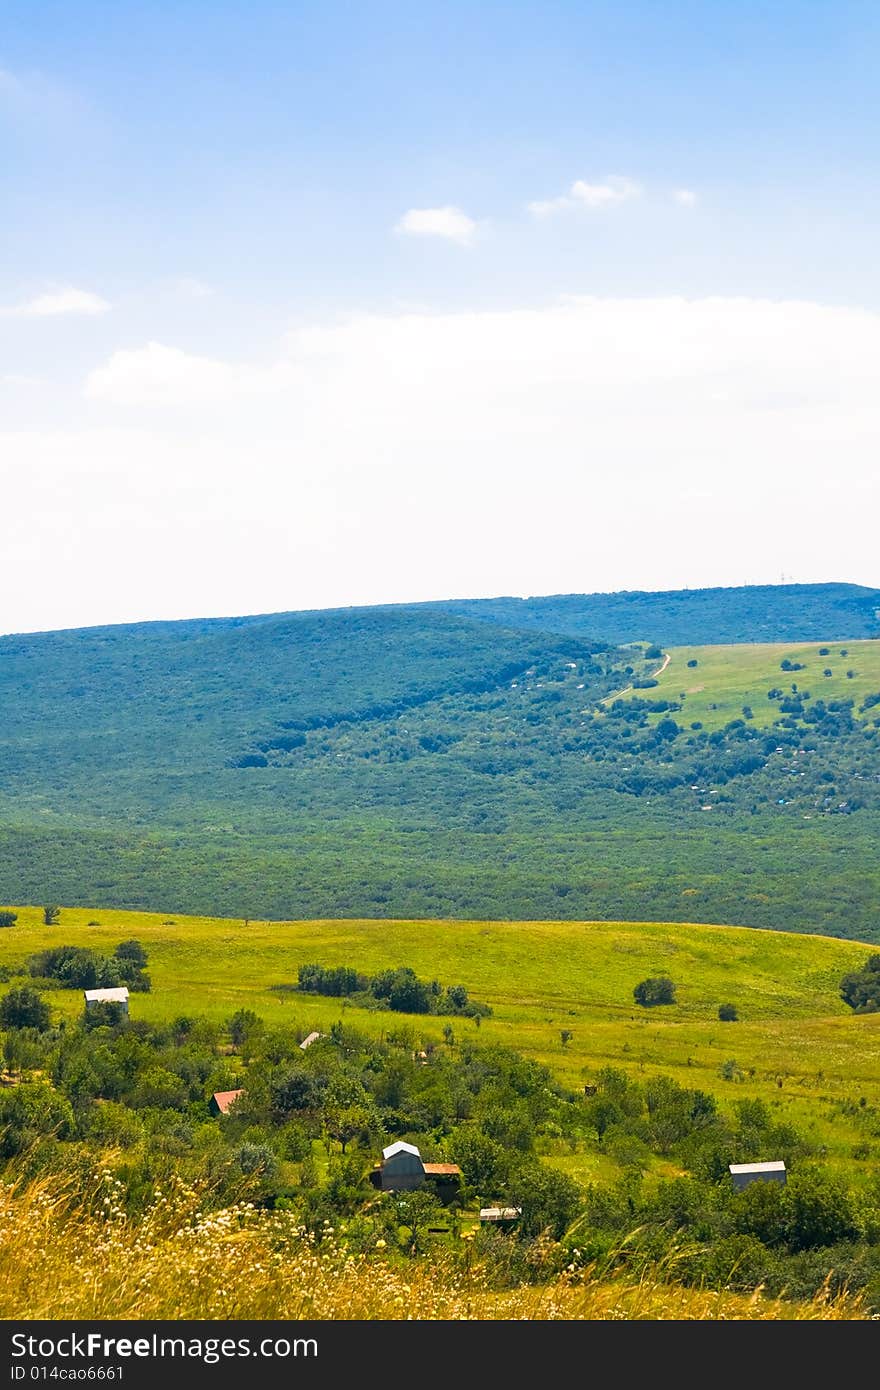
[0,1177,865,1321]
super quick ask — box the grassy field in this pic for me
[0,1175,865,1320]
[4,905,880,1185]
[650,639,880,729]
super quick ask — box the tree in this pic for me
[840,956,880,1013]
[228,1008,262,1046]
[506,1163,582,1239]
[114,939,148,969]
[0,1083,73,1157]
[560,1029,573,1047]
[84,1000,126,1030]
[687,659,699,668]
[0,986,50,1031]
[325,1103,375,1153]
[633,976,676,1007]
[272,1069,324,1114]
[783,1170,857,1252]
[385,1189,446,1254]
[718,1003,739,1022]
[42,906,60,926]
[0,911,17,928]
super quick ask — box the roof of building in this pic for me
[211,1089,244,1114]
[729,1160,786,1174]
[479,1206,522,1220]
[299,1031,324,1050]
[423,1163,462,1177]
[83,987,129,1004]
[382,1141,422,1161]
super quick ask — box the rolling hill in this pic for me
[1,904,878,1184]
[0,583,878,938]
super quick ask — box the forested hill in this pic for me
[445,582,880,646]
[0,582,879,939]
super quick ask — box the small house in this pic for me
[210,1088,244,1116]
[378,1141,426,1191]
[729,1160,787,1192]
[83,986,129,1015]
[299,1031,324,1051]
[372,1142,462,1196]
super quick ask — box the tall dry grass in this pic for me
[0,1175,866,1321]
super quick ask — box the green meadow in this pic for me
[4,904,880,1186]
[651,639,880,729]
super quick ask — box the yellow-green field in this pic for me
[648,639,880,729]
[4,905,880,1184]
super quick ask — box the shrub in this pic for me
[718,1003,739,1022]
[633,977,676,1007]
[0,987,50,1031]
[0,911,17,928]
[840,956,880,1013]
[115,940,148,969]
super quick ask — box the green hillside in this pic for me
[3,906,880,1318]
[0,585,878,939]
[1,905,878,1183]
[446,581,880,646]
[650,639,880,729]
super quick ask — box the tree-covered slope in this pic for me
[0,585,878,938]
[445,582,880,646]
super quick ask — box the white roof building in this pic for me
[729,1161,786,1175]
[729,1160,786,1190]
[299,1030,324,1050]
[382,1141,421,1160]
[83,987,129,1005]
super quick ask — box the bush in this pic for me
[115,940,148,969]
[633,977,676,1007]
[0,911,17,928]
[0,986,50,1031]
[718,1003,739,1022]
[840,956,880,1013]
[42,907,60,926]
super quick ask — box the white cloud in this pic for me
[3,294,880,633]
[528,176,641,217]
[673,189,698,206]
[85,341,298,406]
[3,287,110,318]
[394,206,477,245]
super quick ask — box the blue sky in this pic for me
[2,2,880,631]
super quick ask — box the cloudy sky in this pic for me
[3,0,880,634]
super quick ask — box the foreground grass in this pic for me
[651,640,880,730]
[0,1177,864,1321]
